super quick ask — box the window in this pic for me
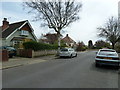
[69,49,73,51]
[13,41,19,44]
[21,30,29,36]
[98,50,117,56]
[100,50,115,52]
[61,48,68,51]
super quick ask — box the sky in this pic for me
[0,0,119,45]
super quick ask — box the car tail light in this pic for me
[96,56,103,59]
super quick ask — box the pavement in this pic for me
[0,56,53,70]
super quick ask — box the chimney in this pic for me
[2,18,9,30]
[66,34,69,37]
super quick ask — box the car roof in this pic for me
[61,47,72,49]
[99,49,116,52]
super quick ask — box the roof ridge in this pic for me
[10,20,28,25]
[62,35,75,42]
[2,20,28,38]
[2,20,27,32]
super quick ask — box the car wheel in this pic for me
[95,63,100,67]
[75,53,77,57]
[9,55,13,58]
[116,65,119,69]
[70,54,73,58]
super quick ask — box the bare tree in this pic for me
[97,16,120,49]
[23,0,82,49]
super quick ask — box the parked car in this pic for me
[95,49,120,67]
[0,46,17,58]
[59,48,77,58]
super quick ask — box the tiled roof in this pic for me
[62,35,75,43]
[42,33,58,44]
[2,20,26,38]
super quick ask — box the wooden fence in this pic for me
[17,49,57,58]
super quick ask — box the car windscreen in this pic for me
[6,47,15,50]
[98,50,117,56]
[100,50,115,52]
[61,48,68,51]
[0,46,6,49]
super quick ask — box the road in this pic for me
[2,51,119,88]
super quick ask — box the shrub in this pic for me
[53,40,67,48]
[115,44,120,53]
[77,46,87,51]
[76,41,87,51]
[94,40,111,49]
[23,41,58,51]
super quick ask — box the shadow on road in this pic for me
[90,63,119,73]
[96,65,119,70]
[55,57,73,59]
[118,68,120,90]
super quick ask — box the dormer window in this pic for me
[21,30,29,36]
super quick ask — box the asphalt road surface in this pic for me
[2,51,119,88]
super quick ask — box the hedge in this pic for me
[115,44,120,53]
[76,46,87,51]
[23,41,58,51]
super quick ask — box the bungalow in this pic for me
[1,18,38,48]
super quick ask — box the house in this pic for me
[39,33,76,48]
[39,33,62,44]
[1,18,38,48]
[62,34,76,48]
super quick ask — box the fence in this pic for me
[17,49,33,58]
[17,49,57,58]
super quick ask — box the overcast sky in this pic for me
[0,0,119,45]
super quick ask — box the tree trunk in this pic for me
[56,31,61,56]
[57,32,61,49]
[58,36,60,47]
[112,43,115,49]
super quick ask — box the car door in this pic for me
[71,49,75,56]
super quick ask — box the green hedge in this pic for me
[115,44,120,53]
[23,41,58,51]
[76,46,87,51]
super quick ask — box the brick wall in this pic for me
[2,50,8,61]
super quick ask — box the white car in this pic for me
[59,48,77,58]
[95,49,120,67]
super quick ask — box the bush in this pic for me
[94,40,111,49]
[53,40,67,48]
[76,41,87,51]
[76,45,87,51]
[115,44,120,53]
[23,41,58,51]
